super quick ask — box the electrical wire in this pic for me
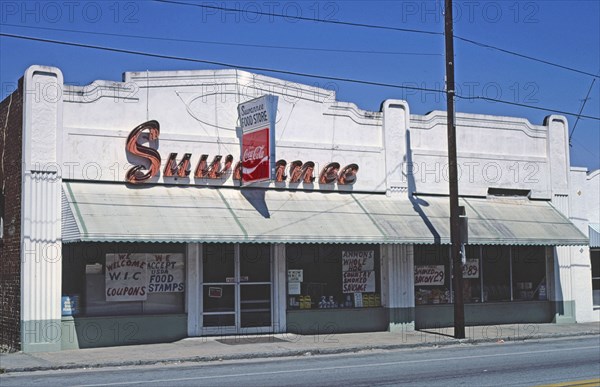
[152,0,443,36]
[454,35,600,80]
[153,0,599,80]
[569,78,597,143]
[1,32,599,121]
[0,23,441,57]
[0,32,444,94]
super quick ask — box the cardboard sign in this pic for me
[238,95,277,184]
[342,250,374,272]
[148,253,185,292]
[105,254,148,301]
[343,270,376,293]
[342,250,376,293]
[414,265,445,286]
[462,259,480,279]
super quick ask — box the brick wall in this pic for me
[0,79,23,352]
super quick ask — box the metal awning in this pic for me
[62,181,588,245]
[590,224,600,248]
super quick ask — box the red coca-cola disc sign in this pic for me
[242,127,270,184]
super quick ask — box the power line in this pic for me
[2,32,599,121]
[569,78,597,143]
[454,35,600,80]
[0,33,443,94]
[152,0,443,36]
[153,0,599,80]
[455,94,600,121]
[0,23,441,57]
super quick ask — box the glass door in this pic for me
[239,244,272,333]
[202,244,273,334]
[202,244,237,334]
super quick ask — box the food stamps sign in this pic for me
[238,95,277,185]
[342,251,375,293]
[106,253,184,301]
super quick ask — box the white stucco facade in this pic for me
[4,65,595,352]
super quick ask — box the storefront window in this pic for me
[512,246,546,301]
[591,250,600,308]
[61,243,186,317]
[414,245,546,305]
[414,245,451,304]
[482,246,511,302]
[286,244,381,309]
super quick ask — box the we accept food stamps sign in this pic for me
[105,253,184,301]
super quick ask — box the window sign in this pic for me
[288,269,303,283]
[105,254,148,301]
[105,253,185,301]
[148,253,185,292]
[342,250,376,293]
[414,265,445,286]
[462,259,479,279]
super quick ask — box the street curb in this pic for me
[1,331,598,374]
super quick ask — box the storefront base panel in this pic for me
[21,319,63,353]
[415,301,553,329]
[388,307,415,332]
[61,315,187,350]
[286,308,388,335]
[552,300,576,324]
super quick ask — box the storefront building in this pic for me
[570,168,600,320]
[0,66,594,352]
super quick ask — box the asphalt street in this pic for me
[1,336,599,386]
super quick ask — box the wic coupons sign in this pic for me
[238,95,278,185]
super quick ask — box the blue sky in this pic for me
[1,0,598,170]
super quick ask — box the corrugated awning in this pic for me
[62,181,588,246]
[590,224,600,248]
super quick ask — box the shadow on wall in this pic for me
[405,130,441,244]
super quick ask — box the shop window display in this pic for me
[414,245,546,305]
[61,243,185,317]
[590,250,600,308]
[286,244,381,309]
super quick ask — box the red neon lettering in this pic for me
[125,120,161,184]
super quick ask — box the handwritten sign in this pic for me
[462,259,479,279]
[342,251,375,293]
[414,265,445,286]
[342,250,374,272]
[343,270,376,293]
[105,253,186,301]
[148,253,184,292]
[105,254,148,301]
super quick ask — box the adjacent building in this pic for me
[0,66,595,352]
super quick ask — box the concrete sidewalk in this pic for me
[1,322,598,373]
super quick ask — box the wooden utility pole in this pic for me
[444,0,465,339]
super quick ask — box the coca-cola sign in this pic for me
[241,129,270,183]
[238,95,278,185]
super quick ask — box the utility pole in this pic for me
[444,0,465,339]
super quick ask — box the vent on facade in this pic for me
[487,188,531,198]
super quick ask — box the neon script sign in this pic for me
[125,120,359,186]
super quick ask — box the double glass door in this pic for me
[202,244,272,334]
